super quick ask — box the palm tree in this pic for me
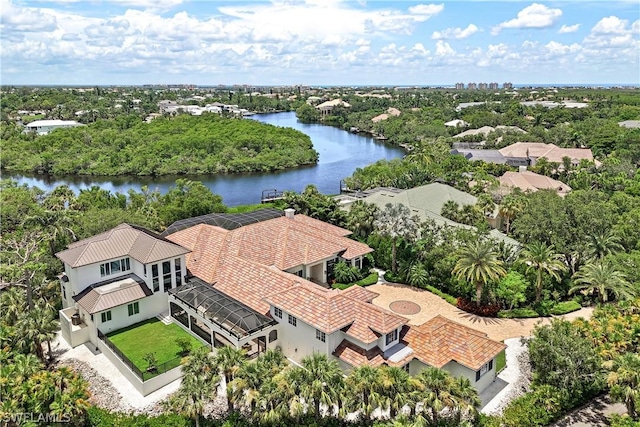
[440,200,460,222]
[604,352,640,420]
[406,262,429,288]
[1,287,25,326]
[345,364,382,421]
[347,200,379,239]
[214,346,246,413]
[379,366,420,419]
[417,367,456,426]
[587,229,624,260]
[450,376,481,423]
[452,241,506,303]
[498,194,524,236]
[519,242,566,303]
[164,347,217,427]
[231,360,264,412]
[17,305,59,362]
[570,262,637,303]
[298,353,344,419]
[374,203,420,274]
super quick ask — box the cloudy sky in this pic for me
[1,0,638,86]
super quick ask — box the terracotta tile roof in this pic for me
[499,142,594,164]
[500,171,571,195]
[342,286,379,303]
[166,214,372,278]
[333,337,414,368]
[57,224,189,267]
[403,315,506,370]
[74,275,152,314]
[265,284,406,342]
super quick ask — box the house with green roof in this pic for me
[335,183,519,247]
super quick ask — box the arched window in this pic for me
[269,330,278,343]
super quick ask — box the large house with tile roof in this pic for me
[56,209,505,395]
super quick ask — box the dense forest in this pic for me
[0,114,318,176]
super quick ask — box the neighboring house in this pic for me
[453,125,526,139]
[444,119,469,128]
[498,142,596,166]
[57,209,505,395]
[24,119,82,135]
[316,99,351,115]
[499,170,572,196]
[371,107,401,123]
[335,183,519,247]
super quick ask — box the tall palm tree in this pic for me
[570,262,637,303]
[231,360,264,412]
[374,203,420,273]
[214,346,246,413]
[498,195,524,236]
[587,229,624,260]
[519,242,566,303]
[298,353,344,419]
[347,200,379,239]
[345,364,382,421]
[164,347,217,427]
[379,366,420,419]
[450,376,481,423]
[604,352,640,420]
[452,241,506,303]
[1,287,25,326]
[417,367,456,426]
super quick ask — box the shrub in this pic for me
[175,337,192,356]
[533,299,555,316]
[425,285,457,305]
[332,272,379,290]
[502,385,568,427]
[143,352,157,372]
[457,298,501,317]
[384,271,405,283]
[333,261,360,283]
[549,300,582,315]
[498,308,540,318]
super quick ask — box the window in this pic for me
[152,264,159,292]
[355,258,361,269]
[476,360,494,381]
[101,311,112,323]
[288,314,297,327]
[269,330,278,343]
[100,257,130,277]
[296,270,303,277]
[175,258,182,287]
[162,261,172,292]
[127,302,140,316]
[385,329,398,345]
[62,285,66,300]
[316,329,326,342]
[274,307,282,319]
[143,265,147,277]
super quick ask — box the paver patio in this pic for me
[368,282,594,341]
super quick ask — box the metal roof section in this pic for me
[161,208,284,236]
[73,273,152,314]
[56,223,190,267]
[168,278,277,339]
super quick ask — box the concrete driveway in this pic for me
[368,282,593,341]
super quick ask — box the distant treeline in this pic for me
[1,114,318,176]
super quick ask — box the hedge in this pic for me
[498,308,540,318]
[425,285,458,305]
[332,272,379,290]
[550,301,582,315]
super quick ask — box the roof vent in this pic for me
[284,208,295,219]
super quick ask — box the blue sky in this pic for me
[1,0,638,86]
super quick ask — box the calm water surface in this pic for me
[7,112,404,206]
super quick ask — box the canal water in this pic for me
[6,112,404,206]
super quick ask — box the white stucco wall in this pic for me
[270,306,329,362]
[408,358,498,393]
[96,292,168,336]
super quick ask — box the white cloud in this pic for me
[435,40,455,56]
[592,16,628,34]
[432,24,479,40]
[408,4,445,18]
[584,16,639,49]
[558,24,580,34]
[492,3,562,35]
[0,0,58,32]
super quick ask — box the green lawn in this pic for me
[496,348,507,374]
[106,318,205,372]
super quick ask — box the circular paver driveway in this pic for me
[369,282,594,341]
[389,300,421,315]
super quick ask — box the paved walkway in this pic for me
[368,282,594,341]
[551,396,626,427]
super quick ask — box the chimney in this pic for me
[284,208,295,219]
